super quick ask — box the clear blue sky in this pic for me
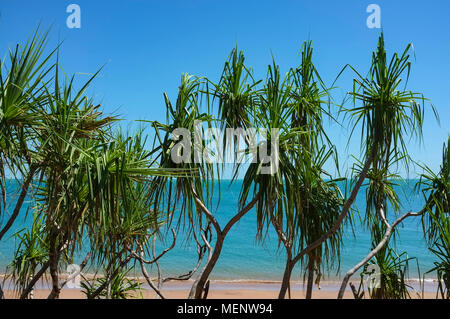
[0,0,448,177]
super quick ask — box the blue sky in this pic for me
[0,0,449,178]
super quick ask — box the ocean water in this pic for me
[0,179,438,282]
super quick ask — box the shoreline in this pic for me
[1,274,440,299]
[2,282,438,299]
[0,273,439,286]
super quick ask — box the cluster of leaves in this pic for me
[421,137,450,299]
[1,29,186,299]
[81,268,142,299]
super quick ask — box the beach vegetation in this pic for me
[0,28,447,301]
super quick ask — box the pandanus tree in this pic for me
[271,156,345,299]
[337,33,436,298]
[27,58,119,298]
[6,212,48,298]
[252,34,431,299]
[1,29,192,299]
[0,29,58,298]
[260,41,345,299]
[34,111,187,299]
[80,129,189,299]
[213,48,261,148]
[148,64,262,299]
[148,73,216,234]
[420,137,449,298]
[419,136,449,244]
[347,156,418,299]
[0,29,57,243]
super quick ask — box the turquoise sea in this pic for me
[0,179,437,282]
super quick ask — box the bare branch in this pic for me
[128,228,177,265]
[337,208,426,299]
[270,209,290,248]
[0,166,36,241]
[138,249,166,299]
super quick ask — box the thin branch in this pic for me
[223,194,260,236]
[138,250,166,299]
[188,231,213,299]
[129,229,177,265]
[270,208,290,248]
[337,208,426,299]
[191,187,222,234]
[0,166,36,241]
[20,261,49,299]
[292,148,375,266]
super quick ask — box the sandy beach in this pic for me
[2,279,438,299]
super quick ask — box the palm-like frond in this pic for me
[147,74,216,236]
[5,210,48,298]
[417,136,450,243]
[342,33,435,170]
[213,47,261,131]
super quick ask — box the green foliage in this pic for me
[81,268,142,299]
[342,33,433,168]
[213,47,261,132]
[426,204,450,299]
[418,136,450,243]
[417,137,449,298]
[360,249,416,299]
[1,28,446,301]
[5,211,48,297]
[147,73,217,235]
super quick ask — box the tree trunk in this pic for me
[21,261,50,299]
[306,256,314,299]
[47,234,61,299]
[189,191,259,299]
[278,257,294,299]
[189,234,224,299]
[0,167,36,241]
